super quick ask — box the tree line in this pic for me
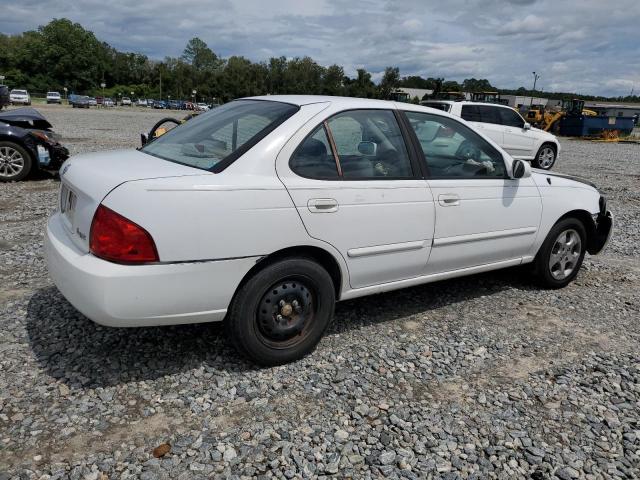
[1,19,638,104]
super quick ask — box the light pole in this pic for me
[530,72,540,106]
[192,89,197,105]
[63,87,68,104]
[100,82,106,107]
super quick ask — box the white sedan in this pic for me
[45,96,613,365]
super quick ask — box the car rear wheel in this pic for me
[0,142,32,182]
[532,144,557,170]
[227,257,335,365]
[533,218,586,288]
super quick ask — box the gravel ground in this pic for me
[1,105,639,479]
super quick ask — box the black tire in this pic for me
[0,141,33,182]
[532,217,586,288]
[532,143,557,170]
[227,257,335,365]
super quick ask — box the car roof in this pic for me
[248,94,475,123]
[246,94,397,108]
[424,99,513,109]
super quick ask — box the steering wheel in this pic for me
[148,117,181,140]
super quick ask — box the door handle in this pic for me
[308,198,339,213]
[438,194,460,207]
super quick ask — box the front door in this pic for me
[497,107,537,158]
[403,110,542,273]
[276,108,435,289]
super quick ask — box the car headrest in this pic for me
[298,138,327,158]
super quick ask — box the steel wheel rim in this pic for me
[255,276,316,349]
[549,229,581,280]
[538,147,555,168]
[0,146,25,178]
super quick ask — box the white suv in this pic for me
[423,101,560,170]
[10,89,31,106]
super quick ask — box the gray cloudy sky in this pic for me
[2,0,639,96]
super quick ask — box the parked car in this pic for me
[422,100,560,170]
[103,98,115,107]
[46,91,62,104]
[136,98,148,107]
[0,107,69,181]
[95,96,104,106]
[69,94,91,108]
[153,100,168,109]
[0,85,9,110]
[45,96,613,365]
[88,97,97,106]
[121,97,132,106]
[10,89,31,106]
[195,102,210,111]
[168,100,181,110]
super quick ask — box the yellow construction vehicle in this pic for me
[524,99,597,132]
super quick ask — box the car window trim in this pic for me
[400,110,509,181]
[289,108,422,182]
[322,120,343,177]
[396,110,429,179]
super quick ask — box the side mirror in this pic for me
[511,159,531,179]
[357,141,377,156]
[523,122,531,130]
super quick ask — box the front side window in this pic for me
[404,111,506,179]
[290,109,414,180]
[142,100,298,172]
[498,107,525,128]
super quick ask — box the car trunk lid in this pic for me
[58,149,209,252]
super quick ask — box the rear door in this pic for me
[276,107,435,289]
[461,104,505,147]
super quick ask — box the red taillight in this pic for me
[90,205,159,264]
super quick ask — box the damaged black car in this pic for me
[0,107,69,181]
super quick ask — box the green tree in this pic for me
[181,37,219,71]
[379,66,400,99]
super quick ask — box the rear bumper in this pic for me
[45,213,257,327]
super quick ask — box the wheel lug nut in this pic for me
[276,314,283,322]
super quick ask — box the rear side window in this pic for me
[461,105,481,122]
[289,126,339,179]
[290,109,414,180]
[498,107,525,128]
[477,106,501,125]
[142,100,299,172]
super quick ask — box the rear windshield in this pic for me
[12,90,27,95]
[142,100,299,172]
[47,92,60,96]
[424,102,451,112]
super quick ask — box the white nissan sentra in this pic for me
[45,96,613,365]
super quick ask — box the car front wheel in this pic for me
[532,144,557,170]
[227,257,335,365]
[533,218,586,288]
[0,142,32,182]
